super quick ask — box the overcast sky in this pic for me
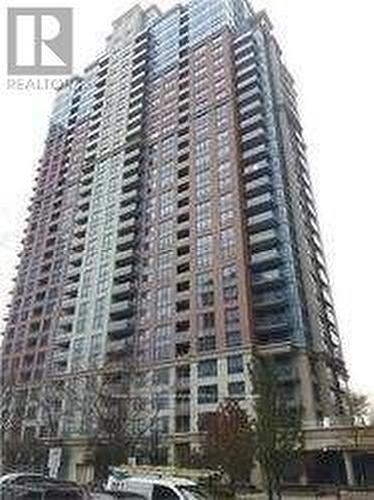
[0,0,373,398]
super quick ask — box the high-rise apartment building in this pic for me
[2,0,349,468]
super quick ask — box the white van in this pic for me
[106,475,209,499]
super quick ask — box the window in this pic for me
[195,170,210,201]
[228,381,246,400]
[197,335,216,352]
[198,384,218,404]
[198,359,217,378]
[225,306,241,347]
[159,162,175,189]
[154,391,170,411]
[220,227,236,258]
[227,354,244,374]
[175,414,190,433]
[76,302,88,334]
[93,297,106,330]
[217,130,230,160]
[158,251,173,281]
[156,287,173,320]
[195,139,209,156]
[197,311,215,333]
[159,220,174,250]
[160,190,174,218]
[153,485,179,500]
[196,235,212,268]
[157,416,170,435]
[222,264,238,302]
[194,112,209,138]
[153,367,170,386]
[196,272,214,307]
[216,103,229,128]
[225,307,240,328]
[195,153,210,173]
[226,331,242,348]
[219,192,234,226]
[161,135,176,160]
[154,325,172,361]
[196,201,212,234]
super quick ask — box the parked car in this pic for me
[0,473,91,499]
[92,494,146,500]
[106,475,210,500]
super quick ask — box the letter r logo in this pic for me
[7,8,73,75]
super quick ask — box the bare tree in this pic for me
[197,399,256,489]
[347,390,372,425]
[251,357,304,500]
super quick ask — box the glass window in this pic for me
[216,102,229,128]
[153,485,179,500]
[156,287,173,320]
[198,384,218,404]
[198,359,217,378]
[159,219,174,251]
[153,367,170,386]
[159,162,175,189]
[160,189,174,218]
[197,336,216,353]
[227,354,244,374]
[154,324,172,361]
[197,311,215,333]
[222,264,238,302]
[196,171,210,201]
[196,235,212,267]
[219,192,234,226]
[220,227,236,258]
[218,162,232,192]
[196,272,214,308]
[158,251,174,281]
[228,381,246,399]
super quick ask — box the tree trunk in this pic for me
[267,486,274,500]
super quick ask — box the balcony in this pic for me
[247,192,273,215]
[124,148,141,164]
[111,280,133,298]
[251,248,281,270]
[244,160,270,180]
[119,202,138,220]
[120,189,138,205]
[251,269,284,291]
[239,98,263,117]
[249,228,278,251]
[107,318,134,339]
[116,232,135,251]
[241,116,265,137]
[248,210,277,233]
[238,86,262,105]
[115,248,135,265]
[118,217,136,232]
[113,264,134,281]
[237,72,258,91]
[242,129,266,153]
[253,289,288,311]
[122,174,139,191]
[106,338,133,355]
[246,174,272,195]
[242,143,267,161]
[110,300,134,316]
